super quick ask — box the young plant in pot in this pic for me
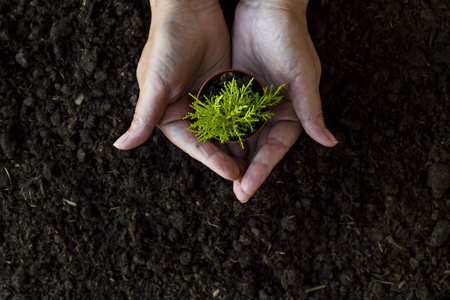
[183,70,285,148]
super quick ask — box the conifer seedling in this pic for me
[183,77,285,148]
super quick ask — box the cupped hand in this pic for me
[114,1,246,180]
[231,0,338,202]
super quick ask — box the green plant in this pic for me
[183,77,285,148]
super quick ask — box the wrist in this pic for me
[240,0,308,14]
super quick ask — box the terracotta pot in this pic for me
[196,69,267,144]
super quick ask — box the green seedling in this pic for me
[183,78,285,148]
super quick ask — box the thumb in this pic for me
[291,75,338,147]
[113,78,168,150]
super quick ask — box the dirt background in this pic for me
[1,0,449,299]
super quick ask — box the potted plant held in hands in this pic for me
[183,70,285,148]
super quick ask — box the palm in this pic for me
[145,10,230,103]
[138,7,231,113]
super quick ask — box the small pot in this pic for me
[196,69,267,144]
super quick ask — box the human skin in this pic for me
[114,0,246,181]
[230,0,338,201]
[113,0,337,202]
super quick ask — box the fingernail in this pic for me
[326,129,339,145]
[113,132,130,149]
[237,193,251,203]
[242,188,253,195]
[239,198,249,203]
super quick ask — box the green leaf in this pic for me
[184,77,285,149]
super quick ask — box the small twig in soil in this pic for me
[375,280,394,285]
[4,167,12,187]
[207,220,219,228]
[305,285,327,293]
[377,242,384,253]
[438,274,449,286]
[63,199,77,207]
[213,289,220,298]
[385,236,405,251]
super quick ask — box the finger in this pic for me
[291,74,338,147]
[235,120,302,202]
[113,75,168,150]
[114,26,187,151]
[159,99,242,181]
[233,180,250,203]
[161,121,242,181]
[226,142,249,183]
[226,141,248,161]
[246,100,299,162]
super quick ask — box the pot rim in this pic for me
[196,69,265,99]
[196,69,268,144]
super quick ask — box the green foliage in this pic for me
[183,77,285,148]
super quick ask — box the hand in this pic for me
[231,0,338,202]
[114,0,247,180]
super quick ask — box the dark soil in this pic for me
[1,0,449,299]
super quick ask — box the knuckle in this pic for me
[299,106,324,123]
[316,60,322,79]
[130,111,149,131]
[293,70,318,86]
[266,137,289,150]
[136,63,147,85]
